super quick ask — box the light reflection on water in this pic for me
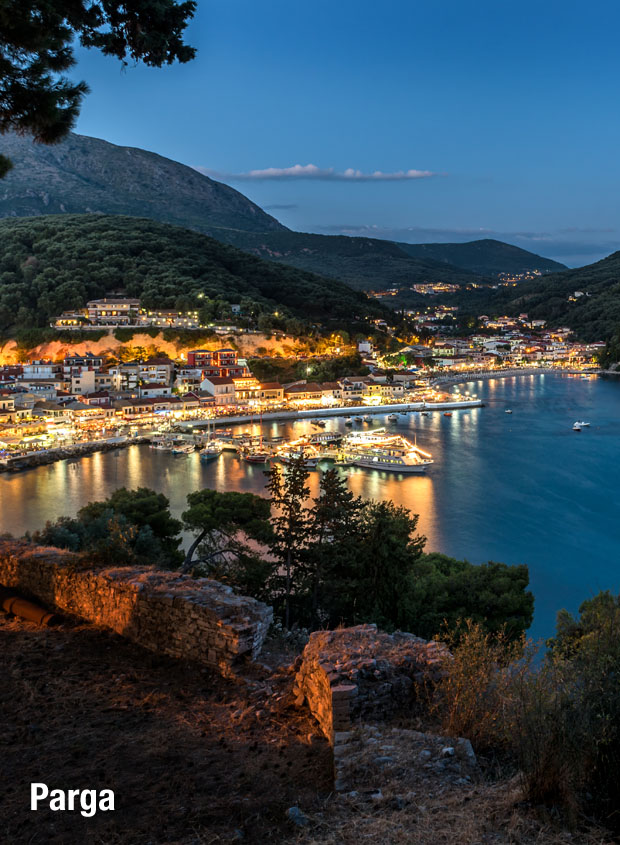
[1,374,620,640]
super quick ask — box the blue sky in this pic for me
[73,0,620,266]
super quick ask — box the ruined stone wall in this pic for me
[0,540,272,674]
[294,624,450,744]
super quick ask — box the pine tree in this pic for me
[0,0,196,175]
[265,455,310,628]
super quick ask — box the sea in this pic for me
[1,372,619,641]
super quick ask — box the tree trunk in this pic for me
[181,529,208,573]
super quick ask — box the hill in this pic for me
[0,215,385,334]
[0,133,564,292]
[397,238,566,275]
[477,251,620,341]
[0,131,285,236]
[213,229,484,290]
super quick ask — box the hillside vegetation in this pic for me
[0,133,564,290]
[398,238,566,275]
[478,251,620,342]
[0,215,385,334]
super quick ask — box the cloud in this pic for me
[195,164,435,182]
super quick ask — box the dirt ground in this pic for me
[0,613,331,844]
[0,612,613,845]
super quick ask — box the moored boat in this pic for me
[344,417,354,426]
[199,441,224,461]
[387,413,398,421]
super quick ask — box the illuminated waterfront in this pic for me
[1,374,619,641]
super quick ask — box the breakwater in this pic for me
[0,437,144,473]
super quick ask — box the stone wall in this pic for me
[294,624,450,744]
[293,624,469,793]
[0,540,272,674]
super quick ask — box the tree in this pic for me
[349,501,426,628]
[306,468,364,625]
[0,0,196,175]
[30,486,182,567]
[181,488,271,574]
[265,455,310,628]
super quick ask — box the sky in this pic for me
[72,0,620,267]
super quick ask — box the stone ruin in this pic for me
[293,624,479,793]
[0,540,272,675]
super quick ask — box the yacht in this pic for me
[363,414,373,423]
[572,422,582,431]
[575,420,590,427]
[387,413,398,422]
[309,431,342,445]
[505,409,513,414]
[341,429,433,474]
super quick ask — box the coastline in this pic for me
[1,400,483,473]
[431,366,600,388]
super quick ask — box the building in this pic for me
[86,298,140,325]
[200,376,236,405]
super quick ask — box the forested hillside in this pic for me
[479,251,620,342]
[0,216,386,335]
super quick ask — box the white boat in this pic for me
[171,442,194,455]
[150,440,172,451]
[341,429,433,474]
[344,417,354,426]
[309,431,342,445]
[387,413,398,421]
[200,441,224,461]
[363,415,373,422]
[575,420,590,427]
[279,452,319,468]
[505,409,513,414]
[572,422,582,431]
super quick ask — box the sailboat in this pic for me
[199,419,223,462]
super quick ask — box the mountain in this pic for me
[210,229,484,290]
[0,132,563,289]
[397,239,566,275]
[479,252,620,341]
[0,215,386,334]
[0,131,285,236]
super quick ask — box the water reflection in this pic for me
[2,375,620,640]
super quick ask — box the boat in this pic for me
[387,413,398,422]
[354,416,363,424]
[363,415,373,423]
[171,442,195,455]
[572,422,582,431]
[344,417,354,426]
[575,420,590,427]
[340,429,433,474]
[244,450,272,464]
[505,409,513,414]
[421,411,430,417]
[312,419,326,428]
[150,440,172,451]
[280,454,319,468]
[443,412,452,417]
[309,431,342,445]
[199,441,224,461]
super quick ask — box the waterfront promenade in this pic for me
[182,397,484,430]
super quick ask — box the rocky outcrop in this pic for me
[0,540,272,674]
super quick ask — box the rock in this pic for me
[373,756,394,765]
[418,749,432,761]
[441,746,455,757]
[294,692,305,708]
[287,806,310,827]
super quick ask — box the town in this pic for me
[0,296,602,465]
